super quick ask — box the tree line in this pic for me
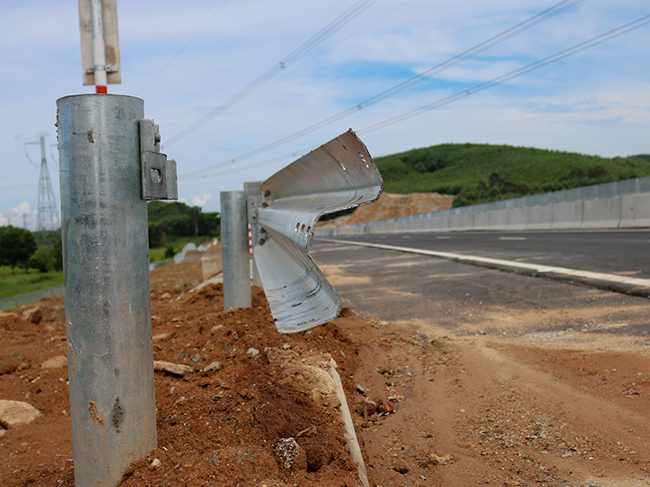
[147,201,220,249]
[0,201,220,273]
[0,226,62,274]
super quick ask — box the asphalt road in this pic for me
[309,230,650,338]
[323,230,650,278]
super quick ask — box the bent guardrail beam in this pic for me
[251,129,383,333]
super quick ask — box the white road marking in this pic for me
[436,236,451,239]
[318,238,650,289]
[311,246,361,253]
[384,260,431,268]
[498,237,527,241]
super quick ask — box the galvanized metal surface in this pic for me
[254,129,383,333]
[221,191,252,310]
[57,94,156,487]
[139,119,178,200]
[244,181,264,287]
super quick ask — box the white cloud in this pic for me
[11,202,31,216]
[1,0,649,217]
[190,192,213,208]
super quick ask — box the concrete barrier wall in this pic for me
[581,196,621,229]
[505,207,528,231]
[550,201,583,230]
[525,205,553,231]
[315,177,650,237]
[621,193,650,228]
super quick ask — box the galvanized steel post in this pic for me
[57,94,156,487]
[220,190,252,310]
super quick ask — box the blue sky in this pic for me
[1,0,649,227]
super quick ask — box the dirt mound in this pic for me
[2,259,649,486]
[0,263,368,487]
[319,192,454,228]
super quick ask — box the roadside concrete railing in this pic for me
[316,176,650,236]
[0,285,65,311]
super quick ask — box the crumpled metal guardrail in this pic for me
[250,129,383,333]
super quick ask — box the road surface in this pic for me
[311,230,650,338]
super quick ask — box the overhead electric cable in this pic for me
[164,0,379,147]
[136,0,230,96]
[187,12,650,180]
[358,13,650,134]
[181,0,583,179]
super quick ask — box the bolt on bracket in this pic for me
[139,119,178,200]
[85,64,120,74]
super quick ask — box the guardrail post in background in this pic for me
[221,191,252,310]
[57,94,177,487]
[244,181,264,287]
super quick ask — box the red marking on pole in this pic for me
[96,86,108,94]
[248,226,253,258]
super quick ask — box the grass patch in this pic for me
[0,266,64,299]
[149,236,217,263]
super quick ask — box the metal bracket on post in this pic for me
[254,129,383,333]
[244,181,264,287]
[245,181,263,226]
[85,65,119,74]
[139,119,178,201]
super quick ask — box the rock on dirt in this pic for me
[389,458,410,474]
[41,355,67,369]
[21,307,42,324]
[203,360,221,372]
[0,400,41,427]
[275,437,302,470]
[425,453,454,466]
[152,360,193,376]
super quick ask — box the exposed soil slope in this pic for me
[319,192,454,228]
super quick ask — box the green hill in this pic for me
[147,201,220,249]
[374,143,650,208]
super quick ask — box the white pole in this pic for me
[89,0,108,93]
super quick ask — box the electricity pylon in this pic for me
[25,135,59,232]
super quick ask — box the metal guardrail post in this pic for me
[57,94,176,487]
[221,190,252,310]
[244,181,264,287]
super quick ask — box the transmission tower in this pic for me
[25,135,59,232]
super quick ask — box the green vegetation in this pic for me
[148,201,220,248]
[29,232,63,273]
[0,226,38,273]
[374,143,650,207]
[0,227,63,300]
[0,266,64,299]
[147,201,220,262]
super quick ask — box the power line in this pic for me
[136,0,230,96]
[164,0,379,147]
[181,0,583,179]
[188,12,650,180]
[358,13,650,134]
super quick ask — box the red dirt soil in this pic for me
[2,259,650,486]
[318,192,454,228]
